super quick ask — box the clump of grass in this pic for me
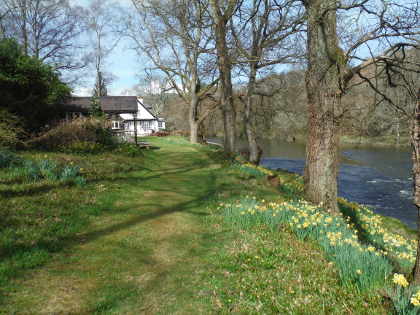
[8,159,85,185]
[113,143,143,157]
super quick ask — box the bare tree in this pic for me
[209,0,240,153]
[129,0,219,143]
[141,71,170,117]
[85,0,122,97]
[232,0,304,164]
[1,0,85,71]
[355,44,420,281]
[302,0,420,214]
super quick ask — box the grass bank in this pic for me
[0,136,415,313]
[340,135,410,149]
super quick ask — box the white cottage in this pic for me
[65,96,166,137]
[118,98,166,136]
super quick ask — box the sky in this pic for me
[70,0,143,96]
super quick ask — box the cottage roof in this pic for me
[65,96,138,113]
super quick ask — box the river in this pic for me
[258,139,415,229]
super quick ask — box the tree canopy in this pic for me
[0,38,70,134]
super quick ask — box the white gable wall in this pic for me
[137,100,155,119]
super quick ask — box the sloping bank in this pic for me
[0,136,416,314]
[208,155,419,314]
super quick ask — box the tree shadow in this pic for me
[338,202,407,272]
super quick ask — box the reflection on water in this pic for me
[259,139,415,228]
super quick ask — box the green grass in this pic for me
[0,136,403,314]
[340,135,410,148]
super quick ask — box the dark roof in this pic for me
[65,96,138,113]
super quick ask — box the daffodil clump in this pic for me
[280,177,304,198]
[233,163,274,178]
[388,273,420,314]
[221,196,392,290]
[339,198,416,271]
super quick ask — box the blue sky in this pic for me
[71,0,142,96]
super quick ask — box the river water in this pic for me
[258,139,415,229]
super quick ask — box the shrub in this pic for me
[0,150,23,168]
[0,109,25,149]
[0,38,70,134]
[27,117,116,151]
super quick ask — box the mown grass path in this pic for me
[2,139,223,314]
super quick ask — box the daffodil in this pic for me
[392,273,409,287]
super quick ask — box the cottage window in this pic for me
[111,121,121,129]
[141,121,152,130]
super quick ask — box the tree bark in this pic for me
[304,0,343,214]
[412,89,420,283]
[189,85,200,144]
[210,0,236,153]
[245,63,261,164]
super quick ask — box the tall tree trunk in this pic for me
[189,92,200,143]
[245,63,260,164]
[412,89,420,283]
[216,33,236,153]
[210,1,236,153]
[304,0,343,214]
[188,68,201,144]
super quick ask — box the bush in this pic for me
[0,109,25,149]
[0,38,70,133]
[0,150,23,168]
[27,117,115,151]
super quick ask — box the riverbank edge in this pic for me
[264,134,411,149]
[265,165,416,237]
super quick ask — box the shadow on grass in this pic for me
[338,202,409,272]
[85,219,228,314]
[0,158,225,298]
[0,153,211,199]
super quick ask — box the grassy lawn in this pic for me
[0,136,404,313]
